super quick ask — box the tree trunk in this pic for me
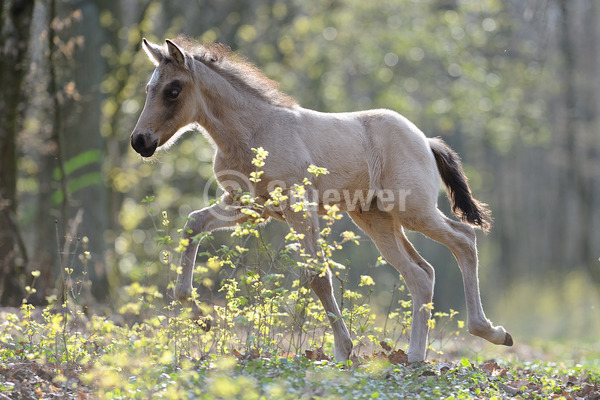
[54,0,111,302]
[30,0,111,304]
[0,0,35,305]
[556,0,599,282]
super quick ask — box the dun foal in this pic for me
[130,37,512,363]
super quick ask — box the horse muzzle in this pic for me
[131,132,158,157]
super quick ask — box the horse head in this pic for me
[130,39,197,157]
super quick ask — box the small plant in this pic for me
[133,150,471,362]
[1,225,598,399]
[5,152,597,399]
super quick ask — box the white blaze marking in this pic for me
[149,68,159,89]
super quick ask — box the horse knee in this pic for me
[185,210,206,236]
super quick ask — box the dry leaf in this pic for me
[248,347,260,360]
[480,360,501,375]
[379,340,392,352]
[498,382,521,396]
[304,347,331,362]
[437,362,453,374]
[387,349,408,365]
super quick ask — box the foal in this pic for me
[130,37,512,363]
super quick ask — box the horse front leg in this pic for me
[283,206,353,362]
[175,194,250,329]
[308,265,353,362]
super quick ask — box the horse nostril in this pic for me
[131,133,158,157]
[142,139,158,157]
[131,134,146,153]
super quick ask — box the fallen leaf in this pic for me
[498,382,521,396]
[436,362,453,374]
[232,348,260,361]
[480,360,501,375]
[580,384,596,396]
[379,340,392,352]
[304,347,331,362]
[387,349,408,365]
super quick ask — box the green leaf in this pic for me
[52,149,102,180]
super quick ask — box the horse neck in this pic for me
[193,76,272,170]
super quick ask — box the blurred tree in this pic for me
[54,0,111,301]
[5,0,598,323]
[0,0,35,305]
[28,0,111,304]
[555,0,599,282]
[108,0,599,305]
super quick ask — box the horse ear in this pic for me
[166,39,186,67]
[142,38,163,66]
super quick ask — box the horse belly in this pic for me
[315,138,370,190]
[313,141,372,213]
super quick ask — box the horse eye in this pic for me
[166,88,180,99]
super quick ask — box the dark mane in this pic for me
[172,36,298,108]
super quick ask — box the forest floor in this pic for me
[1,306,599,399]
[1,346,599,399]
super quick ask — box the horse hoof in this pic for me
[503,332,513,346]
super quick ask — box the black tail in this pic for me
[429,138,492,232]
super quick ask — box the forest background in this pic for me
[1,0,599,351]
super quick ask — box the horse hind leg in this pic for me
[393,230,437,363]
[406,210,513,347]
[349,209,435,363]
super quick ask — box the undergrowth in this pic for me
[1,150,598,399]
